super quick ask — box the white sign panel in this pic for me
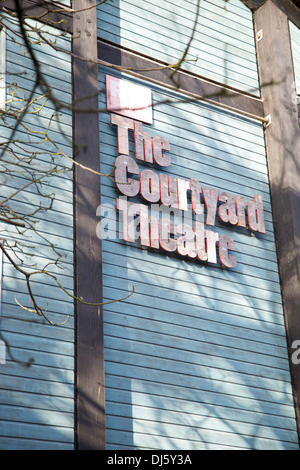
[106,75,153,124]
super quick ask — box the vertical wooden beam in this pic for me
[254,0,300,442]
[73,0,105,449]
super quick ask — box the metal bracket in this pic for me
[264,114,272,128]
[256,30,263,42]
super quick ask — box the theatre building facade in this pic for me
[0,0,300,450]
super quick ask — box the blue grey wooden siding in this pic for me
[0,18,74,449]
[97,0,260,96]
[0,27,5,110]
[290,21,300,95]
[99,67,299,449]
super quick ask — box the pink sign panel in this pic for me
[106,75,153,124]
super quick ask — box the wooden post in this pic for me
[73,0,105,449]
[254,0,300,442]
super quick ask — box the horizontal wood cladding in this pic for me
[97,0,260,96]
[290,20,300,94]
[99,69,299,450]
[0,0,73,32]
[98,40,264,120]
[0,18,74,450]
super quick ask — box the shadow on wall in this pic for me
[98,63,300,449]
[98,0,298,451]
[0,12,75,450]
